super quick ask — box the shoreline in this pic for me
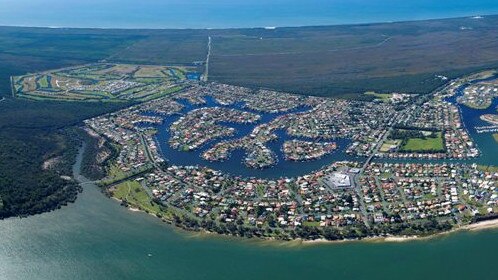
[301,218,498,245]
[0,13,496,31]
[112,194,498,246]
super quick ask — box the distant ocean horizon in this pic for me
[1,0,498,29]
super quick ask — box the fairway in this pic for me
[12,63,196,102]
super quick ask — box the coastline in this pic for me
[1,13,497,31]
[113,194,498,246]
[301,218,498,245]
[89,70,498,247]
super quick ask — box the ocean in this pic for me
[0,0,497,29]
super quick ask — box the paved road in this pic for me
[202,36,211,82]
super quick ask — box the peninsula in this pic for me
[15,63,496,241]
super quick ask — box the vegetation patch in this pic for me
[110,180,169,217]
[389,129,444,153]
[400,132,444,152]
[364,91,392,102]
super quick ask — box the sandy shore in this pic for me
[109,193,498,245]
[460,219,498,231]
[302,218,498,245]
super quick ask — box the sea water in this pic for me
[0,0,497,29]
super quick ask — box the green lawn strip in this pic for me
[139,85,184,101]
[302,221,321,227]
[100,164,154,186]
[477,165,498,173]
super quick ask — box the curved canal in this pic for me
[141,96,354,179]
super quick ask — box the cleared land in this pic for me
[379,139,401,152]
[13,63,195,102]
[400,132,444,152]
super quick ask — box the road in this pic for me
[354,112,399,227]
[202,36,211,82]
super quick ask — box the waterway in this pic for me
[0,144,496,280]
[449,75,498,166]
[0,0,497,29]
[143,74,498,178]
[140,96,353,179]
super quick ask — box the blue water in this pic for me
[375,74,498,166]
[142,76,498,179]
[139,96,354,179]
[448,75,498,166]
[0,0,497,29]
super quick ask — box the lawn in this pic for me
[379,139,401,152]
[112,180,163,214]
[400,132,444,152]
[302,221,321,227]
[37,75,50,88]
[364,91,392,102]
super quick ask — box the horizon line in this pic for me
[0,13,495,31]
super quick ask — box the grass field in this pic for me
[400,132,444,152]
[379,139,401,152]
[111,180,163,214]
[365,91,392,102]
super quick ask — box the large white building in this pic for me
[323,172,352,189]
